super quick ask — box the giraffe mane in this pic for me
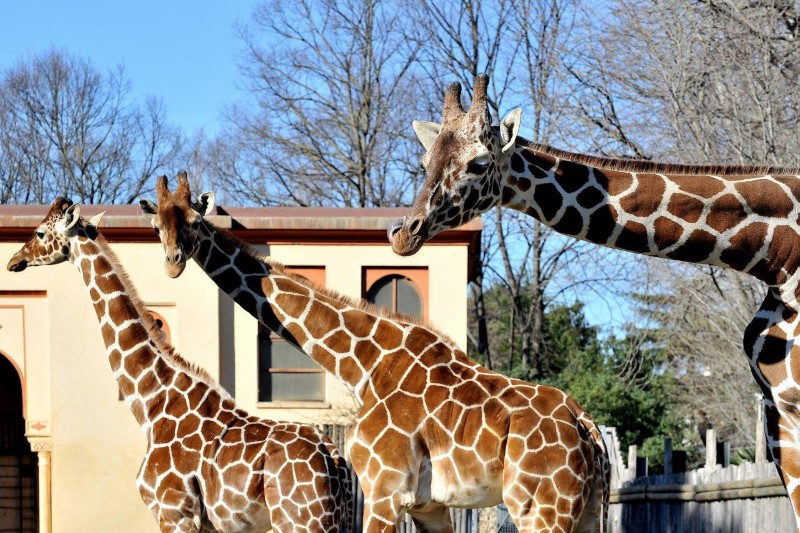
[521,138,800,177]
[85,224,232,400]
[204,220,462,350]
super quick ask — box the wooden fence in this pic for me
[609,461,794,532]
[607,419,795,533]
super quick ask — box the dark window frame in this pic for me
[257,266,327,403]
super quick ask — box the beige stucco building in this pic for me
[0,204,480,532]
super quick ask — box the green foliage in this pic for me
[542,315,686,457]
[470,288,691,460]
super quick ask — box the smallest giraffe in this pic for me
[6,197,351,533]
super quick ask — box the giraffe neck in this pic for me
[502,142,800,288]
[192,221,394,397]
[69,228,223,427]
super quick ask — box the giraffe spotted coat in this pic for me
[141,175,609,533]
[7,198,350,532]
[391,73,800,530]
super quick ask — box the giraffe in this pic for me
[139,173,610,532]
[388,72,800,527]
[6,197,350,533]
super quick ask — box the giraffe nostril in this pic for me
[408,218,424,236]
[7,259,27,272]
[167,250,183,264]
[387,218,404,242]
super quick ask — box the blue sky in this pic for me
[0,0,257,134]
[0,1,634,329]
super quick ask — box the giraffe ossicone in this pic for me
[7,197,350,532]
[142,173,610,532]
[392,72,800,528]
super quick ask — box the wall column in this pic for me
[28,437,52,533]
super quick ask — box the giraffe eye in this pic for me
[466,158,490,175]
[35,230,45,239]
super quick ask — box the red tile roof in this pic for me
[0,204,483,279]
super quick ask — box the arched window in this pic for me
[365,274,423,318]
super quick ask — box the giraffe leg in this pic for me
[502,413,593,533]
[152,488,209,532]
[141,493,205,532]
[764,400,800,530]
[408,504,453,533]
[503,491,577,533]
[359,477,418,533]
[157,515,202,532]
[361,499,402,533]
[348,431,424,533]
[136,451,208,531]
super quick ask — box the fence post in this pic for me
[628,445,637,480]
[755,394,767,463]
[717,441,730,467]
[664,437,673,475]
[705,428,717,468]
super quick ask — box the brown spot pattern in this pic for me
[8,201,350,533]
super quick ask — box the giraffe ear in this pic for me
[139,199,157,220]
[193,192,215,216]
[412,120,441,152]
[64,204,81,230]
[500,108,522,154]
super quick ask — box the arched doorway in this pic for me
[0,355,37,532]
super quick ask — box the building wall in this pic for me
[0,235,470,532]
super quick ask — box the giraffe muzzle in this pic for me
[164,258,187,278]
[6,257,28,272]
[388,219,427,257]
[167,249,184,265]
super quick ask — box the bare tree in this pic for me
[406,0,640,374]
[566,0,800,442]
[0,49,183,204]
[636,262,763,448]
[210,0,421,207]
[570,0,800,165]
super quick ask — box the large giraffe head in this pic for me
[139,172,214,278]
[389,73,521,256]
[7,197,98,272]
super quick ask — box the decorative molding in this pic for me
[256,401,332,410]
[27,437,52,452]
[26,419,50,436]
